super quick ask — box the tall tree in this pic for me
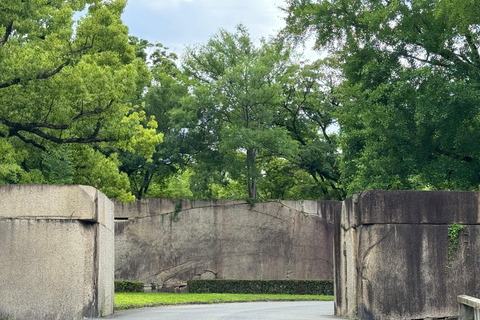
[118,42,192,199]
[182,25,299,199]
[276,59,344,199]
[0,0,162,200]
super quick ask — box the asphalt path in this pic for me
[98,301,337,320]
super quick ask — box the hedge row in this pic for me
[114,279,144,292]
[187,280,333,295]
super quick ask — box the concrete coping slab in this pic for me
[355,190,480,225]
[458,295,480,308]
[0,184,104,223]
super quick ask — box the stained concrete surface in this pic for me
[334,190,480,320]
[0,185,114,320]
[114,199,337,289]
[96,301,337,320]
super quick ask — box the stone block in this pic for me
[335,190,480,320]
[458,295,480,320]
[0,185,114,320]
[357,190,480,225]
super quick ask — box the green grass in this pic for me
[115,292,334,310]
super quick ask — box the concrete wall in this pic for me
[334,190,480,320]
[0,185,114,320]
[458,295,480,320]
[114,199,337,289]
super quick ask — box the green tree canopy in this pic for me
[275,59,344,199]
[0,0,162,200]
[283,0,480,195]
[181,25,300,199]
[118,42,192,199]
[176,25,343,200]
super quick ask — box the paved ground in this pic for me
[99,301,337,320]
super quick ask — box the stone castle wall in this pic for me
[114,199,338,289]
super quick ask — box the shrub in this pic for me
[115,279,144,292]
[187,279,333,295]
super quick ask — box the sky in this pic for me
[120,0,321,60]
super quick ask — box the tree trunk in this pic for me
[247,147,258,199]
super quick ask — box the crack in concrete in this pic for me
[247,208,295,223]
[120,201,335,223]
[359,226,394,282]
[286,208,296,276]
[153,261,197,277]
[277,200,335,224]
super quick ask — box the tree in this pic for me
[0,0,162,200]
[116,42,198,199]
[182,25,299,199]
[275,59,344,199]
[283,0,480,194]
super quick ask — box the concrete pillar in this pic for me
[0,185,114,320]
[458,295,480,320]
[458,303,474,320]
[334,191,480,319]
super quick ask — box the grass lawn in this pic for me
[114,293,334,310]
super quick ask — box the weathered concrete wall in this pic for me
[334,190,480,320]
[0,185,114,320]
[114,199,337,289]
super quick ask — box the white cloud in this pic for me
[134,0,194,10]
[122,0,323,60]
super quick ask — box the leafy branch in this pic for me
[0,36,95,89]
[0,20,13,46]
[0,99,116,150]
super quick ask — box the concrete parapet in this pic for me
[0,185,114,320]
[334,190,480,320]
[114,199,338,289]
[458,295,480,320]
[357,190,480,225]
[0,184,100,221]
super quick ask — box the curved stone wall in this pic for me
[114,199,337,289]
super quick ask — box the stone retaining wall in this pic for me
[114,199,337,289]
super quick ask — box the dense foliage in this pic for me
[283,0,480,195]
[125,25,342,200]
[180,25,341,199]
[0,0,161,201]
[114,279,144,293]
[3,0,477,200]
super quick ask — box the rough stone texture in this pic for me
[96,191,115,317]
[0,185,114,320]
[0,184,98,221]
[114,199,337,288]
[334,190,480,320]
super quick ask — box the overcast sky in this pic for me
[121,0,321,59]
